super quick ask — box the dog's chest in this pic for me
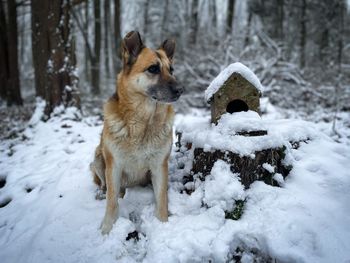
[108,117,172,160]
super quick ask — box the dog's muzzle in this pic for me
[147,81,184,103]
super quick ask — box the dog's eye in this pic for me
[169,66,174,75]
[147,64,160,74]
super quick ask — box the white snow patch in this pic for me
[205,62,264,102]
[262,163,275,173]
[273,173,284,186]
[203,160,245,211]
[28,98,46,126]
[177,111,322,156]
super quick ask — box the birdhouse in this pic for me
[205,62,263,124]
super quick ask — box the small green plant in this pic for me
[225,199,246,220]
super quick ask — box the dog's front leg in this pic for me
[151,158,169,222]
[100,149,122,235]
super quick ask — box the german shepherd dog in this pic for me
[90,31,183,234]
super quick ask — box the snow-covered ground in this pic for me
[0,100,350,263]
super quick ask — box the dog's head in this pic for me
[119,31,183,103]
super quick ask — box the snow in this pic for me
[176,111,321,156]
[205,62,264,102]
[203,160,245,211]
[1,103,350,262]
[262,163,275,173]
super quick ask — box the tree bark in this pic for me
[143,0,149,36]
[31,0,80,117]
[336,0,345,71]
[299,0,306,68]
[6,0,23,106]
[84,1,90,82]
[189,0,199,45]
[226,0,235,34]
[210,0,217,31]
[91,0,101,94]
[31,0,49,99]
[244,9,253,47]
[276,0,284,40]
[0,0,9,100]
[191,147,290,188]
[113,0,121,73]
[160,0,169,41]
[104,0,110,78]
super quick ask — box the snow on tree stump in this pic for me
[176,63,302,189]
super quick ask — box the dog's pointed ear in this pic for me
[160,39,176,61]
[122,31,144,67]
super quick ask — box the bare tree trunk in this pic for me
[319,28,329,64]
[113,0,121,73]
[31,0,49,99]
[104,0,110,78]
[189,0,199,45]
[299,0,306,68]
[91,0,101,94]
[5,0,23,105]
[276,0,284,40]
[337,0,345,71]
[143,0,149,36]
[31,0,80,117]
[226,0,235,34]
[244,10,253,47]
[0,0,8,100]
[210,0,217,31]
[160,0,169,41]
[84,1,90,82]
[20,4,26,65]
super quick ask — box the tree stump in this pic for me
[191,147,291,188]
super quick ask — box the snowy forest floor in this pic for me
[0,95,350,263]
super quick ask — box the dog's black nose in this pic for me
[169,82,183,96]
[176,86,184,95]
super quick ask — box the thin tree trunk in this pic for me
[337,0,344,71]
[319,28,328,63]
[84,1,90,82]
[104,0,110,78]
[6,0,23,105]
[189,0,199,45]
[160,0,169,41]
[210,0,217,31]
[113,0,121,73]
[20,4,26,65]
[276,0,284,40]
[244,10,253,47]
[92,0,101,94]
[0,0,8,100]
[299,0,306,68]
[143,0,149,36]
[226,0,235,34]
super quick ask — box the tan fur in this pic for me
[90,36,178,234]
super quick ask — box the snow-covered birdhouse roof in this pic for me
[205,62,264,124]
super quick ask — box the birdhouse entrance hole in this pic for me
[226,99,249,114]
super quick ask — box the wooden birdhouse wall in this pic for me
[210,72,261,124]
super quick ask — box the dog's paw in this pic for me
[156,212,168,222]
[100,216,115,235]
